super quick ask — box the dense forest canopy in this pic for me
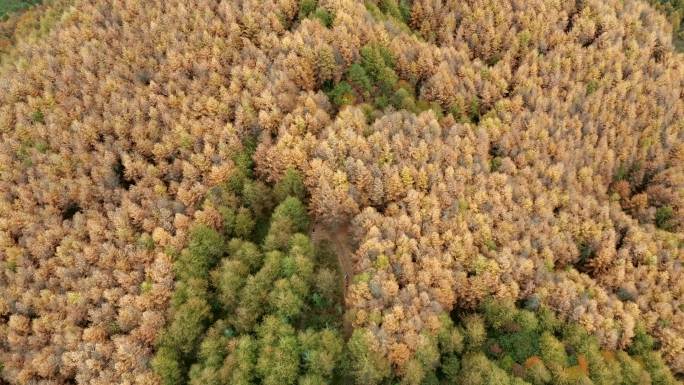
[0,1,41,20]
[0,0,682,384]
[646,0,684,49]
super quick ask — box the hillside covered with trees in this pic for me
[0,0,682,384]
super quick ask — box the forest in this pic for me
[646,0,684,49]
[0,1,41,20]
[0,0,682,384]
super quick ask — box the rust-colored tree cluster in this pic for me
[0,0,250,383]
[0,0,682,384]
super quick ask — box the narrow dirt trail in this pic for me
[311,222,354,337]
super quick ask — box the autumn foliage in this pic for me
[0,0,683,384]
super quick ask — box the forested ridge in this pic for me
[0,0,682,384]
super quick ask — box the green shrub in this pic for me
[231,239,262,271]
[255,316,301,385]
[436,315,464,355]
[360,45,385,78]
[347,63,373,95]
[490,156,503,172]
[298,328,344,378]
[641,351,679,385]
[373,94,390,110]
[459,352,514,385]
[378,0,403,21]
[562,323,595,357]
[616,351,651,385]
[539,332,568,370]
[211,259,249,310]
[160,297,212,354]
[391,87,415,111]
[218,206,236,236]
[242,180,274,220]
[196,322,230,368]
[175,225,224,281]
[272,196,310,233]
[536,306,561,333]
[463,314,486,351]
[30,109,44,124]
[497,329,541,364]
[222,336,258,385]
[469,97,481,123]
[263,217,296,251]
[189,225,225,259]
[274,167,306,202]
[586,79,599,95]
[515,310,539,333]
[655,205,675,231]
[233,147,254,178]
[299,0,317,18]
[376,66,398,94]
[328,81,355,108]
[481,298,516,330]
[268,278,306,319]
[525,358,552,385]
[233,207,255,239]
[628,324,655,356]
[151,347,183,385]
[348,329,391,385]
[440,354,461,382]
[312,7,333,27]
[313,267,338,300]
[170,278,208,309]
